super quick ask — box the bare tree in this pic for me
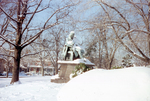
[0,44,14,77]
[82,8,120,69]
[85,26,119,69]
[44,27,66,74]
[0,0,17,77]
[92,0,150,65]
[30,39,48,76]
[0,0,79,84]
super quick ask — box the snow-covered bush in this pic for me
[72,63,92,78]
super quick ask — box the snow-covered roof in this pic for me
[29,65,54,69]
[44,66,54,69]
[29,65,41,68]
[20,65,27,69]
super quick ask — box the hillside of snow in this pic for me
[1,67,150,101]
[57,67,150,101]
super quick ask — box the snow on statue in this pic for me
[62,31,84,61]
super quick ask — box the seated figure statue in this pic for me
[62,31,84,61]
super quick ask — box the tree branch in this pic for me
[104,21,128,31]
[9,21,17,31]
[99,1,149,62]
[0,6,17,23]
[21,49,47,58]
[43,3,75,29]
[0,53,14,58]
[21,29,44,49]
[99,1,130,30]
[128,32,149,60]
[0,35,16,47]
[0,18,9,35]
[27,7,48,14]
[22,0,43,34]
[126,0,147,26]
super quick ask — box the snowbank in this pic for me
[0,76,64,101]
[57,67,150,101]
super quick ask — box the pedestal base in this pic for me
[51,77,70,83]
[51,59,95,83]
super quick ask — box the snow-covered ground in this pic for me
[57,67,150,101]
[1,67,150,101]
[0,76,64,101]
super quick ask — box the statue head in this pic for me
[69,31,75,39]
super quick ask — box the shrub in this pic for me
[111,66,122,69]
[122,54,133,67]
[72,63,92,78]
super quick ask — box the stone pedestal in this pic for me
[51,59,95,83]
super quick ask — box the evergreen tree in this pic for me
[122,54,133,67]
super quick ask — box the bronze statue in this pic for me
[62,31,84,61]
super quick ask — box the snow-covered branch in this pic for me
[22,0,43,34]
[104,21,128,31]
[99,1,130,30]
[125,29,150,35]
[21,29,44,49]
[43,3,76,29]
[9,21,17,31]
[0,53,14,58]
[0,35,16,47]
[27,6,49,14]
[0,6,17,23]
[21,49,48,58]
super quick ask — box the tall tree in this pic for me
[83,12,120,69]
[0,0,79,84]
[93,0,150,65]
[45,27,66,74]
[29,37,48,76]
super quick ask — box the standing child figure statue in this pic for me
[62,31,84,61]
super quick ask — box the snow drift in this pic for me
[0,76,64,101]
[57,67,150,101]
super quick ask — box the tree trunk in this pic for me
[55,39,59,75]
[148,2,150,57]
[103,32,109,69]
[55,53,58,74]
[42,65,44,76]
[6,62,9,78]
[55,63,58,74]
[10,48,21,84]
[98,39,102,68]
[40,59,44,76]
[10,0,23,84]
[148,34,150,57]
[6,68,8,78]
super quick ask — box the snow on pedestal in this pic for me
[57,58,95,66]
[57,67,150,101]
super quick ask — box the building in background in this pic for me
[0,58,6,74]
[26,58,54,75]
